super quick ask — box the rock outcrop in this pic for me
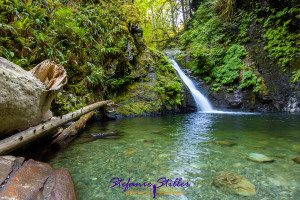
[0,155,77,200]
[0,58,67,137]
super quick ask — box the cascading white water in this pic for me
[170,59,214,112]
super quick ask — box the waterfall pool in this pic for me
[47,112,300,199]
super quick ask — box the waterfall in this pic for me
[170,59,214,112]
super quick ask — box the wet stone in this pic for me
[124,149,136,155]
[248,153,274,163]
[144,139,155,143]
[213,172,256,196]
[213,141,237,147]
[292,157,300,164]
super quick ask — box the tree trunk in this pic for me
[51,111,95,148]
[180,0,186,25]
[169,0,177,34]
[151,6,159,50]
[0,100,116,155]
[188,0,192,18]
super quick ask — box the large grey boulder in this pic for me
[0,58,67,137]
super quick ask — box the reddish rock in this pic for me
[0,156,24,186]
[0,156,78,200]
[50,169,78,200]
[0,156,16,185]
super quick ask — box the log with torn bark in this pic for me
[0,100,117,155]
[51,111,95,148]
[0,58,67,137]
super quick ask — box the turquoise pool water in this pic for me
[48,112,300,199]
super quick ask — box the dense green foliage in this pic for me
[181,2,252,92]
[0,0,133,93]
[0,0,184,115]
[180,0,299,94]
[262,7,299,68]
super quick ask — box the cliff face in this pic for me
[177,0,299,112]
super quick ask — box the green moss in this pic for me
[121,5,140,26]
[0,0,146,113]
[117,102,161,115]
[113,82,162,115]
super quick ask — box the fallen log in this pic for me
[52,111,95,148]
[0,100,116,155]
[0,58,67,137]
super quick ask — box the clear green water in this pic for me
[48,112,300,200]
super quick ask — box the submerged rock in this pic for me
[248,153,274,162]
[213,141,237,147]
[213,172,256,196]
[125,149,136,155]
[292,157,300,164]
[144,139,155,143]
[0,156,77,200]
[274,154,286,158]
[152,131,163,134]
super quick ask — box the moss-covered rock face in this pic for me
[112,49,194,117]
[0,0,194,116]
[179,0,300,112]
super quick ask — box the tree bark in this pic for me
[51,111,95,148]
[0,100,116,155]
[151,6,159,50]
[169,0,177,34]
[180,0,186,25]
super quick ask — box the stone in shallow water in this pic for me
[124,149,136,155]
[152,131,163,134]
[214,141,237,147]
[292,157,300,164]
[144,139,155,143]
[274,154,286,158]
[213,172,256,196]
[248,153,274,162]
[190,161,208,169]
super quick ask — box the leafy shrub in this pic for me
[212,44,246,84]
[238,70,263,93]
[263,7,299,67]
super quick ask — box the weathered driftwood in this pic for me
[30,60,67,91]
[52,111,95,148]
[0,100,115,155]
[0,58,67,136]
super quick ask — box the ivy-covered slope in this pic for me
[177,0,299,112]
[0,0,193,116]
